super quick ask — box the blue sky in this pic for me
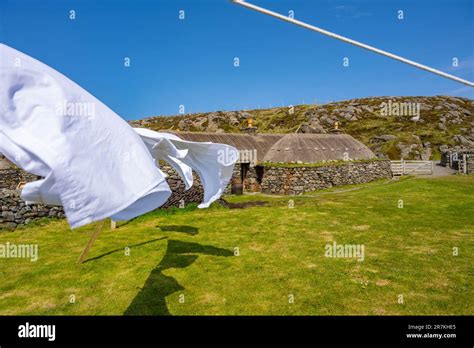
[1,0,473,120]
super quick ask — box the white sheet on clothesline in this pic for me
[0,43,237,228]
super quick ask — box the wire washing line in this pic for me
[231,0,474,87]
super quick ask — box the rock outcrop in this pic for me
[130,96,473,160]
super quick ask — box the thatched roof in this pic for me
[163,131,375,164]
[163,131,283,162]
[263,133,375,163]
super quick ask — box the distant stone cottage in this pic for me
[162,131,391,195]
[1,132,390,195]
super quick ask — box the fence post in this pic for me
[401,159,405,175]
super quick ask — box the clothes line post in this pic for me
[77,220,106,264]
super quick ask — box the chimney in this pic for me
[330,121,342,134]
[241,116,257,135]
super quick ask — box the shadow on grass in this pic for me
[83,237,168,263]
[157,225,199,235]
[124,239,233,315]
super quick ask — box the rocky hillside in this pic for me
[130,96,474,160]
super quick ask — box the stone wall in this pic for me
[260,160,392,195]
[440,147,474,169]
[160,164,205,207]
[0,168,39,190]
[0,189,65,229]
[0,164,207,230]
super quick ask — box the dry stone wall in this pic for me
[0,169,39,190]
[0,165,206,230]
[0,189,65,229]
[260,160,392,195]
[160,164,204,208]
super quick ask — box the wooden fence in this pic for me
[390,160,433,176]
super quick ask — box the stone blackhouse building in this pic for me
[0,132,391,228]
[163,131,391,195]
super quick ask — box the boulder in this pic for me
[297,123,326,134]
[420,148,432,160]
[453,135,473,147]
[371,134,397,143]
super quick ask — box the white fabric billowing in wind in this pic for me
[134,128,239,208]
[0,43,172,228]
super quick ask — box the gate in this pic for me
[390,160,433,176]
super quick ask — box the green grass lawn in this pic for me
[0,175,472,315]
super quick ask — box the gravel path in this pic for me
[429,161,457,177]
